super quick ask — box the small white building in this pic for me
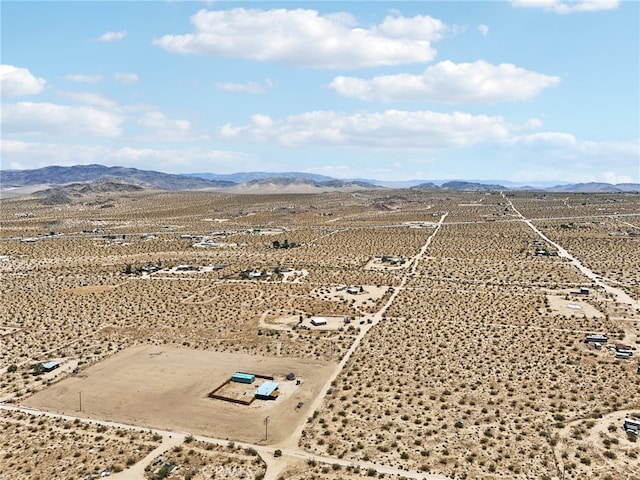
[311,317,327,326]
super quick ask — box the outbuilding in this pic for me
[232,372,256,384]
[255,381,279,400]
[584,334,608,344]
[624,418,640,434]
[42,361,60,373]
[311,317,327,326]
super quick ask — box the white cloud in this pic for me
[511,0,619,14]
[1,140,254,172]
[1,140,110,168]
[114,72,138,84]
[511,131,577,148]
[506,133,639,182]
[375,14,447,41]
[153,8,445,68]
[322,12,359,27]
[56,90,119,109]
[109,146,243,164]
[97,30,127,42]
[510,132,639,157]
[1,102,123,137]
[64,74,103,83]
[478,24,489,36]
[215,80,271,94]
[136,111,208,141]
[329,60,560,103]
[0,65,46,97]
[138,111,190,131]
[220,109,513,150]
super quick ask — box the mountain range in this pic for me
[1,164,638,194]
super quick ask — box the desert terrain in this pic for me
[1,188,639,479]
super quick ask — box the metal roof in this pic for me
[255,381,279,397]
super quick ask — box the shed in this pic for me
[584,334,608,344]
[311,317,327,326]
[624,418,640,434]
[232,372,256,384]
[255,381,279,400]
[42,361,60,372]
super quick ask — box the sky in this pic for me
[1,0,639,184]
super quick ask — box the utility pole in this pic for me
[264,416,269,441]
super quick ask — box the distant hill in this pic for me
[228,176,380,193]
[546,182,640,193]
[440,181,507,191]
[0,164,234,190]
[411,182,440,190]
[188,171,335,183]
[1,164,637,194]
[33,180,145,205]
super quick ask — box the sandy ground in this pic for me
[3,190,639,480]
[311,285,390,311]
[262,314,347,331]
[23,345,335,444]
[546,293,604,318]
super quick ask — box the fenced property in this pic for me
[22,345,334,444]
[208,373,275,405]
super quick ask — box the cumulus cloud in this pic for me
[64,74,103,83]
[220,109,513,150]
[153,8,446,68]
[0,65,46,97]
[136,111,208,141]
[138,111,190,131]
[97,30,127,42]
[114,72,138,84]
[215,80,272,94]
[511,0,619,14]
[478,24,489,36]
[1,102,123,137]
[329,60,560,103]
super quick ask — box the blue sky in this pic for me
[1,0,638,183]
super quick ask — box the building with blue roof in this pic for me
[255,381,279,400]
[232,372,256,384]
[41,361,60,373]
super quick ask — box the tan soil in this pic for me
[22,345,335,444]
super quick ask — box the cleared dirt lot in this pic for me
[23,345,334,444]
